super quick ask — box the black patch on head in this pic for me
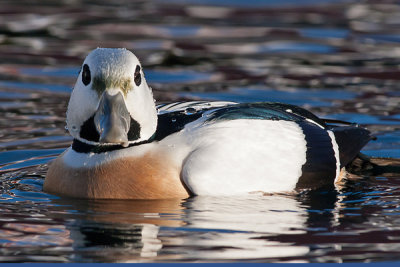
[79,115,141,143]
[127,118,141,141]
[80,115,100,142]
[296,121,337,190]
[134,65,141,86]
[82,64,91,86]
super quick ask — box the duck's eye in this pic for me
[82,64,91,86]
[134,65,141,86]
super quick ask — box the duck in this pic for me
[44,48,372,199]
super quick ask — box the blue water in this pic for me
[182,87,358,106]
[19,67,213,84]
[1,0,400,263]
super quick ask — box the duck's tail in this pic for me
[346,153,400,177]
[321,118,400,177]
[329,125,374,167]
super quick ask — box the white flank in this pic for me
[181,119,308,195]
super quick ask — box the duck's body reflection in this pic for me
[52,191,345,262]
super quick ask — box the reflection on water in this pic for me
[3,181,400,263]
[1,0,400,263]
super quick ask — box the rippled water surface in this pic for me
[1,0,400,263]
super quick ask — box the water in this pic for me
[1,0,400,263]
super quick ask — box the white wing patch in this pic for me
[328,130,341,183]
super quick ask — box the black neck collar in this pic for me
[72,135,155,154]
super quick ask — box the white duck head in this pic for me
[66,48,157,147]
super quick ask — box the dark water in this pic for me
[1,0,400,263]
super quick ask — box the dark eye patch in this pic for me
[134,65,141,86]
[82,64,91,86]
